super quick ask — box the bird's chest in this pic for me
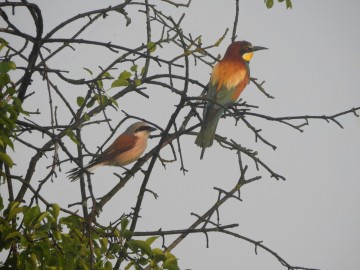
[212,62,249,90]
[116,139,147,165]
[223,67,248,90]
[211,62,250,104]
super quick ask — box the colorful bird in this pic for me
[67,121,156,181]
[195,41,267,159]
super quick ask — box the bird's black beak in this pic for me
[252,46,268,52]
[148,126,157,132]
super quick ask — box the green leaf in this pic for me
[111,78,129,88]
[152,248,165,262]
[121,218,129,230]
[0,73,10,86]
[100,238,108,252]
[86,97,96,108]
[24,205,40,227]
[124,261,134,270]
[147,41,157,53]
[65,129,80,145]
[0,38,8,51]
[12,97,26,115]
[265,0,274,8]
[138,257,149,266]
[76,96,85,107]
[26,254,37,269]
[286,0,292,8]
[163,256,179,270]
[0,134,14,150]
[0,152,14,168]
[51,204,60,220]
[100,95,108,105]
[128,240,152,256]
[109,97,118,108]
[145,236,158,246]
[97,79,103,89]
[83,67,93,76]
[131,65,138,72]
[35,212,50,226]
[6,201,23,221]
[60,215,82,229]
[0,61,16,74]
[140,66,147,76]
[122,229,133,238]
[32,245,45,263]
[164,251,177,260]
[4,231,22,241]
[135,79,142,86]
[0,112,16,130]
[102,71,113,78]
[119,70,132,80]
[20,235,29,248]
[0,120,10,134]
[83,112,90,121]
[52,229,62,241]
[113,228,120,237]
[6,201,20,214]
[35,220,51,234]
[5,86,16,95]
[6,105,19,121]
[104,261,112,270]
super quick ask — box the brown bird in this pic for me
[67,122,156,181]
[195,41,267,158]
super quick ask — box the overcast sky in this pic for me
[2,1,360,269]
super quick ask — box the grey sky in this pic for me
[1,0,360,269]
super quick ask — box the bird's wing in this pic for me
[88,134,137,167]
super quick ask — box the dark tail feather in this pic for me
[67,167,85,182]
[200,148,206,160]
[67,168,84,182]
[195,107,224,159]
[67,162,101,182]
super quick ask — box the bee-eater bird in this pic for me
[68,121,156,181]
[195,41,267,159]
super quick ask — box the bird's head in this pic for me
[126,122,157,139]
[225,41,268,62]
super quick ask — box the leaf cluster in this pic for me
[0,197,177,270]
[0,39,28,170]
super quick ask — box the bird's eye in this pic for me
[240,46,251,55]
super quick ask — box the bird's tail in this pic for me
[67,162,102,182]
[195,107,224,159]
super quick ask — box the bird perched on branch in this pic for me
[195,41,267,159]
[67,121,156,181]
